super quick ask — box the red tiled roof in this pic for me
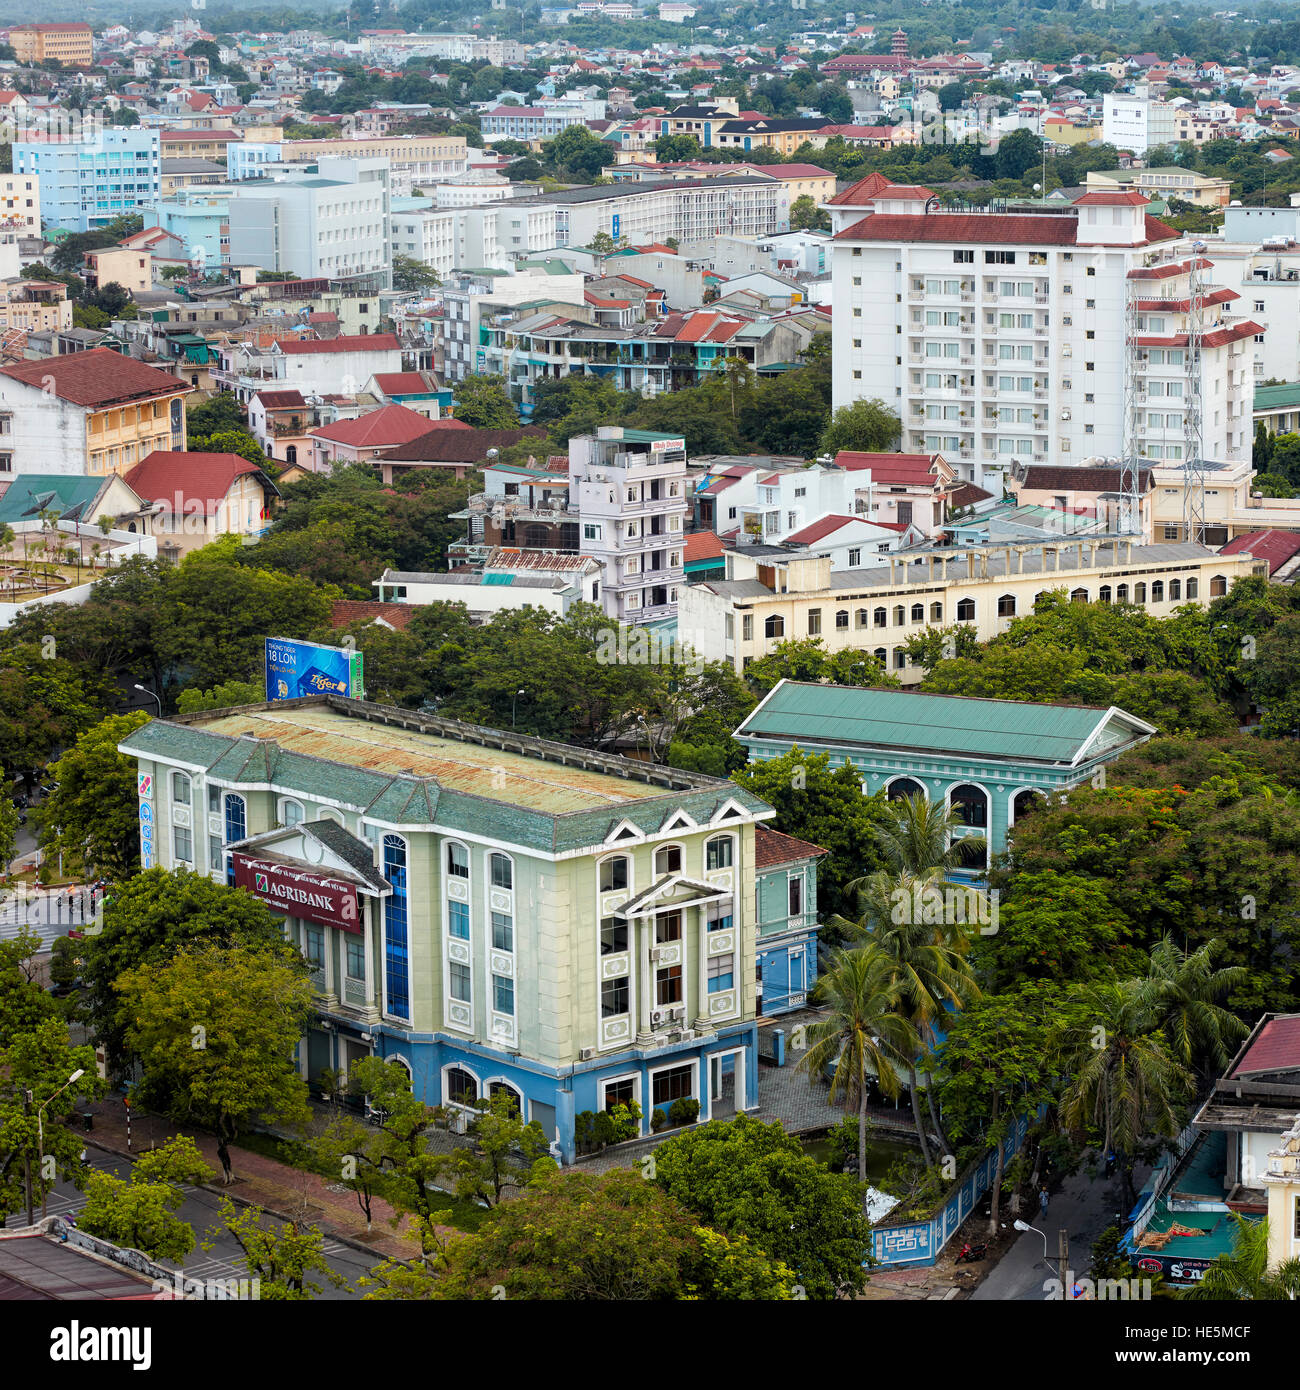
[331,599,414,630]
[255,389,307,408]
[835,211,1179,247]
[835,450,939,484]
[684,530,725,564]
[871,183,935,199]
[279,333,401,355]
[783,513,864,544]
[754,822,828,868]
[0,348,191,407]
[1073,190,1149,206]
[372,371,442,395]
[381,425,545,463]
[1231,1015,1300,1077]
[1218,529,1300,575]
[1133,289,1238,311]
[125,450,266,514]
[1127,257,1213,280]
[310,403,436,448]
[827,170,893,206]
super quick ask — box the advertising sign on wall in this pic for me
[232,853,361,933]
[265,637,365,703]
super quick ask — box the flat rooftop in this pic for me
[200,705,670,813]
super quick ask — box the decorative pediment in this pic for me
[604,817,644,846]
[615,873,731,918]
[657,807,698,834]
[227,819,390,894]
[710,796,750,825]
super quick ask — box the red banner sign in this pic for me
[232,853,361,934]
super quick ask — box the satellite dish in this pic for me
[486,447,499,460]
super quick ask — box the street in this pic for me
[1,1144,385,1301]
[973,1165,1149,1301]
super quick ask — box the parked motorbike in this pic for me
[955,1241,989,1263]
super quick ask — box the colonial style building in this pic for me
[119,695,777,1162]
[733,682,1155,870]
[754,825,825,1016]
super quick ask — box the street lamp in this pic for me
[37,1068,85,1221]
[512,688,526,730]
[133,684,162,716]
[1013,1217,1050,1265]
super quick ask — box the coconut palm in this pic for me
[798,943,920,1194]
[1182,1215,1300,1301]
[1055,978,1194,1206]
[1139,936,1249,1079]
[869,793,988,879]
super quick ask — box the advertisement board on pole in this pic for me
[265,637,365,703]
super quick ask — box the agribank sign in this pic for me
[231,853,360,933]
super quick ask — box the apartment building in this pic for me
[0,174,41,235]
[480,105,590,141]
[543,176,782,250]
[14,129,161,233]
[570,426,691,623]
[1101,92,1178,154]
[828,177,1258,492]
[679,542,1265,680]
[0,278,72,334]
[441,267,587,383]
[119,696,774,1163]
[1086,167,1232,210]
[8,22,93,66]
[225,157,390,283]
[144,191,231,269]
[0,347,191,480]
[230,135,468,197]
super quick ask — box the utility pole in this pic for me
[22,1088,33,1227]
[1058,1227,1070,1296]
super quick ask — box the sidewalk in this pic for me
[83,1096,429,1263]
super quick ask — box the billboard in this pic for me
[265,637,364,703]
[232,853,361,933]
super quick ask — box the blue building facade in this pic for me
[754,823,825,1016]
[16,129,162,233]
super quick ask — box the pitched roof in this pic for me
[279,333,401,355]
[1018,464,1152,493]
[834,450,940,484]
[1230,1014,1300,1077]
[1218,529,1300,575]
[783,513,863,544]
[310,403,436,448]
[0,348,191,407]
[754,822,828,869]
[255,389,307,409]
[684,530,725,564]
[381,425,546,463]
[834,211,1180,247]
[330,599,415,630]
[125,450,270,514]
[371,370,443,395]
[827,170,893,206]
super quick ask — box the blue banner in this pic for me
[265,638,364,702]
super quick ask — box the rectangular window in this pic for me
[491,910,513,953]
[807,608,821,636]
[173,826,193,863]
[208,835,222,870]
[789,876,803,917]
[602,975,629,1017]
[346,938,365,980]
[707,954,735,993]
[449,961,471,1002]
[742,613,753,641]
[656,964,683,1005]
[652,1064,692,1106]
[448,900,470,939]
[600,858,628,892]
[600,915,628,954]
[492,974,514,1016]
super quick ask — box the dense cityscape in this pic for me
[0,0,1296,1352]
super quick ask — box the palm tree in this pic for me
[1182,1215,1300,1301]
[868,792,988,880]
[798,943,919,1193]
[1055,979,1194,1206]
[1139,936,1249,1080]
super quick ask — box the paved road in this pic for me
[973,1164,1149,1301]
[1,1145,383,1301]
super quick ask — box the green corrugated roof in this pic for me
[0,475,106,524]
[736,681,1148,765]
[1254,381,1300,411]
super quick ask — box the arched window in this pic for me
[1116,583,1129,602]
[490,853,513,890]
[279,798,304,827]
[956,597,976,621]
[1210,574,1227,597]
[950,783,988,828]
[893,605,905,625]
[931,602,943,622]
[1098,585,1112,604]
[224,794,246,847]
[705,835,733,871]
[997,593,1016,617]
[1151,580,1164,602]
[1012,789,1044,822]
[888,777,925,801]
[764,613,784,638]
[1186,577,1198,599]
[894,649,907,670]
[447,842,469,878]
[1134,582,1147,604]
[1070,587,1089,604]
[873,607,887,627]
[955,836,987,870]
[445,1067,478,1107]
[835,609,849,629]
[1169,578,1181,600]
[910,603,924,622]
[873,647,887,664]
[383,835,409,1020]
[171,771,191,805]
[600,855,628,892]
[488,1080,522,1115]
[856,608,869,628]
[285,444,297,465]
[655,843,683,876]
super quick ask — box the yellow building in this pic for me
[8,23,93,66]
[0,277,72,333]
[1086,166,1231,209]
[1044,116,1101,146]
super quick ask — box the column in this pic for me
[322,919,338,1005]
[362,896,378,1013]
[694,905,711,1033]
[637,914,653,1043]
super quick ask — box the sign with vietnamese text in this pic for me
[265,637,364,703]
[232,853,361,933]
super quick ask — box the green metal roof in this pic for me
[734,681,1152,766]
[0,475,107,524]
[1254,381,1300,411]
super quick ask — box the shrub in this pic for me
[608,1100,641,1142]
[651,1107,672,1132]
[573,1110,598,1154]
[668,1097,700,1127]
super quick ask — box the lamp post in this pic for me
[1014,1217,1049,1265]
[133,684,162,716]
[512,688,526,730]
[37,1068,85,1222]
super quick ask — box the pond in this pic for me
[801,1132,921,1184]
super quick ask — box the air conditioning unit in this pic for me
[651,1008,667,1029]
[579,1046,596,1060]
[650,946,668,963]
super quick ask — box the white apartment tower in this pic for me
[828,176,1260,491]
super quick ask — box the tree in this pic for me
[77,1135,213,1261]
[209,1198,348,1300]
[992,127,1043,181]
[0,642,101,789]
[937,81,967,111]
[116,942,314,1171]
[653,1115,873,1299]
[1139,936,1248,1081]
[451,374,519,429]
[817,398,900,456]
[35,712,149,882]
[83,868,289,1074]
[0,929,58,1048]
[175,679,264,713]
[186,394,247,439]
[430,1090,553,1207]
[391,254,441,294]
[363,1166,795,1300]
[871,792,986,878]
[655,132,703,162]
[542,124,615,181]
[1182,1214,1300,1301]
[0,781,17,870]
[789,193,830,231]
[0,1018,104,1225]
[798,943,918,1193]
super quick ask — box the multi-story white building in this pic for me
[14,129,160,233]
[441,267,587,383]
[828,177,1260,492]
[1101,91,1178,154]
[0,174,41,236]
[388,200,559,282]
[225,157,390,283]
[569,426,690,624]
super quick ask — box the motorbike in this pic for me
[955,1241,989,1263]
